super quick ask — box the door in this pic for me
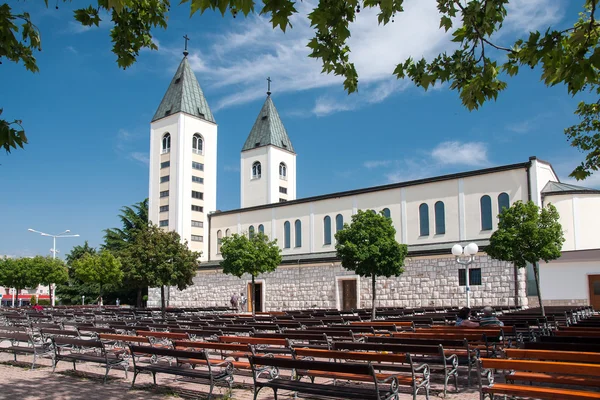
[342,280,357,311]
[247,282,263,313]
[588,275,600,310]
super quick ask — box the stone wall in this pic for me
[526,296,589,307]
[148,254,528,310]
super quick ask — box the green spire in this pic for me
[152,56,215,123]
[242,95,295,153]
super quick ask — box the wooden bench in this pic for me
[0,331,53,369]
[249,354,426,400]
[478,357,600,399]
[52,337,128,382]
[289,347,430,400]
[332,340,457,395]
[128,345,234,398]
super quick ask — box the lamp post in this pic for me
[452,243,479,308]
[28,228,80,306]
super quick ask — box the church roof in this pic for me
[152,56,215,123]
[541,181,600,196]
[241,95,295,153]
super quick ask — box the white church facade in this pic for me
[147,53,600,311]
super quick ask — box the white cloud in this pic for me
[153,0,565,115]
[65,46,78,54]
[431,141,489,167]
[224,164,240,172]
[364,160,393,169]
[129,152,149,166]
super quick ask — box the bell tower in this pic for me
[240,80,296,208]
[148,43,217,260]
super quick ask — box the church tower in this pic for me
[148,49,217,261]
[240,87,296,208]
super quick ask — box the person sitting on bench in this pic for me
[455,307,479,327]
[479,306,504,327]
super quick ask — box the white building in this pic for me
[148,53,600,312]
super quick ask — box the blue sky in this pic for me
[0,0,594,257]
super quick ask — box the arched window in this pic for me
[258,224,264,234]
[249,225,255,238]
[382,208,391,219]
[283,221,291,249]
[216,230,222,253]
[252,161,261,179]
[192,133,203,154]
[279,162,287,179]
[161,133,171,154]
[498,192,510,214]
[419,203,429,236]
[225,228,231,237]
[335,214,344,232]
[480,195,493,230]
[323,216,332,245]
[295,220,302,247]
[434,201,445,235]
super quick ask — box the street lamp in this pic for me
[28,228,80,306]
[452,242,479,308]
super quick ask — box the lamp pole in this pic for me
[28,228,80,306]
[452,243,479,308]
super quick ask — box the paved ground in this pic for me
[0,352,482,399]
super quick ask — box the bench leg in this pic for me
[73,360,77,371]
[103,365,110,384]
[131,370,138,389]
[273,388,278,400]
[31,354,37,370]
[52,358,59,373]
[253,385,264,400]
[152,372,156,385]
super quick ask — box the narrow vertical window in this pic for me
[249,225,255,238]
[382,208,391,219]
[295,220,302,247]
[279,162,287,179]
[258,224,264,234]
[161,133,171,154]
[480,195,493,230]
[192,133,203,154]
[323,216,332,245]
[217,230,222,253]
[498,192,510,214]
[252,161,261,179]
[284,221,291,249]
[335,214,344,232]
[434,201,445,235]
[225,228,231,237]
[419,203,429,236]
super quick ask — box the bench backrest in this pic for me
[128,344,209,361]
[99,333,151,344]
[480,358,600,377]
[293,347,407,363]
[40,328,79,337]
[524,341,600,353]
[0,331,31,342]
[53,336,103,349]
[172,340,248,352]
[332,341,442,355]
[137,331,189,340]
[219,336,287,346]
[505,348,600,364]
[249,355,375,377]
[366,335,468,349]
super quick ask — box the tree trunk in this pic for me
[251,275,256,318]
[160,286,166,319]
[533,262,545,317]
[371,275,377,321]
[136,288,143,308]
[99,283,103,307]
[49,284,54,307]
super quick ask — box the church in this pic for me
[147,53,600,312]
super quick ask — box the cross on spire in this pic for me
[267,76,272,96]
[183,34,190,56]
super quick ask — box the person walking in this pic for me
[230,293,239,311]
[239,292,247,313]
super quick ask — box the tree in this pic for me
[73,251,123,306]
[2,2,600,178]
[0,257,39,301]
[486,200,565,316]
[56,241,101,305]
[104,198,149,307]
[335,210,407,320]
[29,256,68,305]
[220,232,282,316]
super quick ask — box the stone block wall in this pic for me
[526,296,589,307]
[148,254,528,310]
